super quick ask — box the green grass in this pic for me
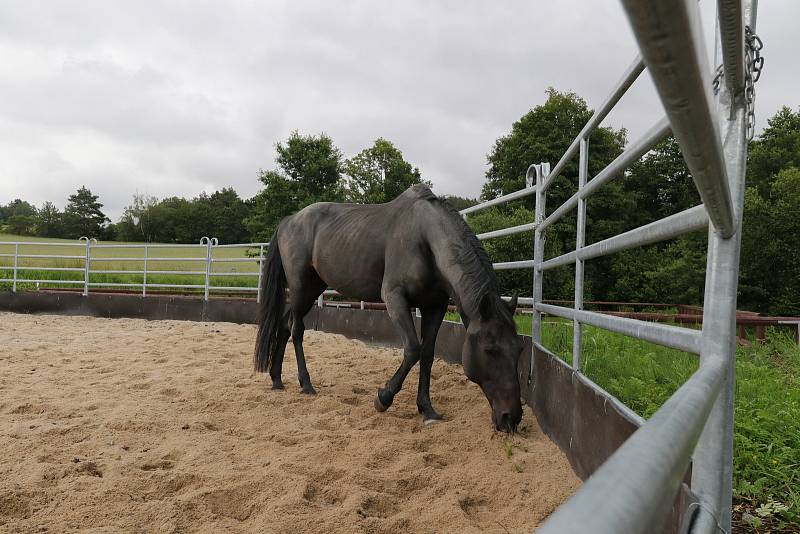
[0,233,263,293]
[447,311,800,531]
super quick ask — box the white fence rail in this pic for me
[0,237,268,302]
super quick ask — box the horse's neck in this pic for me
[428,221,493,323]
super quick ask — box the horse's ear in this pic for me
[478,293,493,319]
[507,294,518,315]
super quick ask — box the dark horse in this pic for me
[254,184,523,432]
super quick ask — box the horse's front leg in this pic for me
[416,302,447,423]
[374,292,420,412]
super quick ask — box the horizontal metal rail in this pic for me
[621,0,734,238]
[539,356,726,533]
[492,259,535,270]
[539,117,672,232]
[540,205,709,271]
[210,272,260,277]
[542,56,646,192]
[207,286,258,292]
[210,258,263,263]
[12,266,85,272]
[536,303,703,354]
[0,278,83,285]
[1,253,84,260]
[459,185,537,216]
[89,269,206,276]
[476,222,537,241]
[0,242,82,247]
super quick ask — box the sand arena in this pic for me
[0,312,579,533]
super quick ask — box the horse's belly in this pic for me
[314,259,384,303]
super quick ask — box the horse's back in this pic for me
[276,186,438,302]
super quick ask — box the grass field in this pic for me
[0,233,264,294]
[445,314,800,531]
[3,234,798,530]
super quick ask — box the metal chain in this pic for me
[711,26,764,141]
[744,26,764,141]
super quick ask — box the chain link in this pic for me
[711,26,764,141]
[744,26,764,141]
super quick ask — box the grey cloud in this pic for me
[0,1,796,223]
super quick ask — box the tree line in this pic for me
[1,91,798,315]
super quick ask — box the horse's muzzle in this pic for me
[494,410,521,433]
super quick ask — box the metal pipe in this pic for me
[459,185,537,216]
[539,117,671,233]
[80,237,91,297]
[542,56,645,192]
[256,244,264,304]
[718,0,745,94]
[620,0,735,238]
[691,3,755,531]
[540,205,709,271]
[459,164,540,216]
[537,303,702,354]
[142,244,148,297]
[532,162,548,348]
[476,222,537,241]
[538,357,726,534]
[12,243,18,293]
[573,138,588,371]
[493,259,535,270]
[200,237,213,301]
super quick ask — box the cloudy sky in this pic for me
[1,1,796,221]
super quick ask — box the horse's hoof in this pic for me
[423,417,442,426]
[301,385,317,395]
[374,393,389,412]
[271,381,285,390]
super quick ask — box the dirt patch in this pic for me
[0,312,580,532]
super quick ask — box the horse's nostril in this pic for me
[498,412,514,433]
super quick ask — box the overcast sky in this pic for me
[1,1,796,221]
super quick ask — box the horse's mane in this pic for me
[412,185,512,321]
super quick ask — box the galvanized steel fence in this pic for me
[0,238,268,301]
[459,0,762,532]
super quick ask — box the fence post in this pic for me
[256,244,265,304]
[142,244,148,297]
[12,243,18,293]
[317,294,323,308]
[532,163,548,345]
[80,237,92,296]
[573,139,589,371]
[200,237,217,301]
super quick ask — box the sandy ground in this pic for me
[0,312,580,533]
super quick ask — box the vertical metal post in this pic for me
[256,244,264,304]
[142,244,148,297]
[80,237,91,297]
[530,162,549,385]
[317,294,323,308]
[532,163,548,345]
[12,243,18,293]
[573,139,589,371]
[360,301,365,310]
[692,3,755,532]
[200,237,211,301]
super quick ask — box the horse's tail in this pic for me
[254,231,287,373]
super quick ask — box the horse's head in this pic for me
[462,294,524,433]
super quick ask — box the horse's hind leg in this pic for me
[288,276,326,395]
[268,310,291,390]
